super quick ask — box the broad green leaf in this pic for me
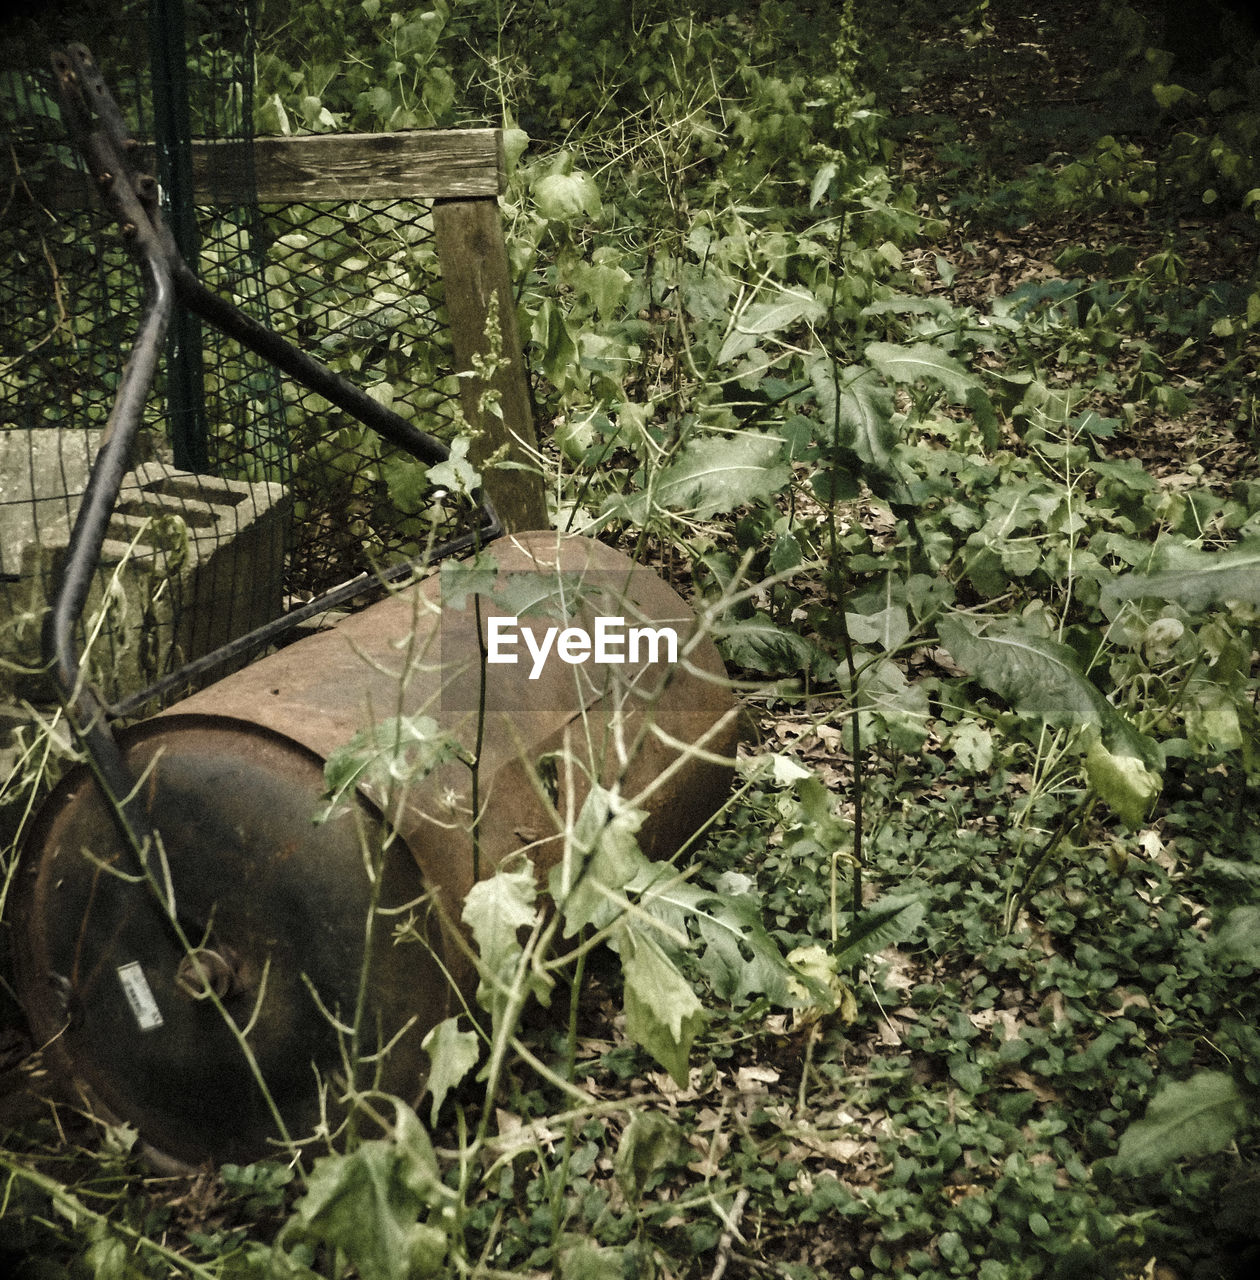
[809,159,838,208]
[846,602,909,652]
[967,385,1001,450]
[424,436,480,498]
[839,367,898,477]
[557,1241,627,1280]
[1101,539,1260,614]
[406,1224,450,1279]
[832,894,925,969]
[614,1110,681,1200]
[866,341,977,401]
[438,550,500,610]
[1185,682,1243,753]
[693,891,799,1005]
[785,944,858,1024]
[257,92,291,136]
[1084,737,1161,827]
[654,433,791,516]
[421,1018,481,1125]
[382,456,431,512]
[572,258,633,319]
[623,863,711,947]
[1152,82,1194,108]
[861,293,956,319]
[501,126,529,176]
[805,361,899,480]
[716,610,831,676]
[323,715,461,811]
[620,929,706,1086]
[938,615,1159,767]
[606,433,790,523]
[531,298,580,387]
[1115,1071,1248,1173]
[85,1228,140,1280]
[717,287,824,365]
[623,862,804,1006]
[533,169,602,223]
[1210,906,1260,967]
[1202,853,1260,887]
[854,658,931,752]
[552,786,652,936]
[295,1105,447,1280]
[461,860,548,1024]
[950,721,995,773]
[554,411,597,463]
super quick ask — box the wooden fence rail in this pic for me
[22,127,546,532]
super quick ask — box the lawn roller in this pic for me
[11,46,740,1169]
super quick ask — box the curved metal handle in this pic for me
[43,44,503,816]
[44,46,176,841]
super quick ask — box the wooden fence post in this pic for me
[432,195,548,533]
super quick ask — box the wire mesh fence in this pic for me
[0,1,474,726]
[245,195,464,596]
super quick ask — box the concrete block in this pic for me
[1,438,290,709]
[0,429,102,579]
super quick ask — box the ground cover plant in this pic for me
[3,0,1260,1276]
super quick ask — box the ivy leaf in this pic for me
[1210,906,1260,967]
[421,1018,481,1125]
[1101,539,1260,614]
[461,860,549,1026]
[620,929,706,1086]
[1115,1071,1248,1174]
[938,615,1158,767]
[295,1105,448,1280]
[866,341,977,401]
[551,786,652,936]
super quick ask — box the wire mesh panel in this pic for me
[249,196,462,595]
[0,2,480,724]
[0,25,165,711]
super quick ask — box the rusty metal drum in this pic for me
[15,531,739,1167]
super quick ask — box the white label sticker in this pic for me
[117,961,164,1032]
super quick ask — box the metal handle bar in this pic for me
[42,44,503,864]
